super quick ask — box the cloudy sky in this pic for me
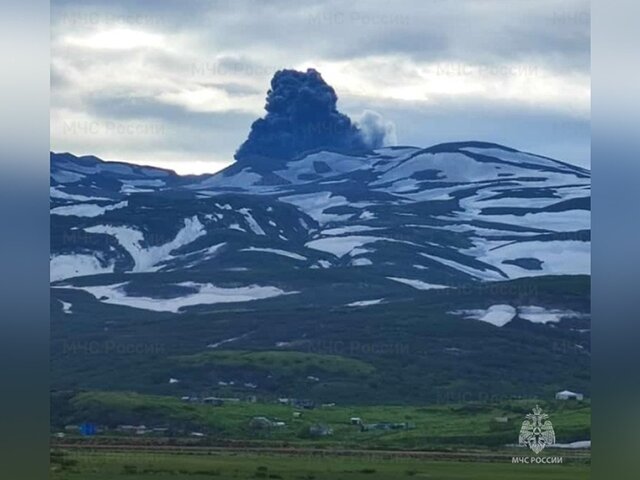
[51,0,590,174]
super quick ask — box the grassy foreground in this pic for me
[55,390,591,449]
[51,450,589,480]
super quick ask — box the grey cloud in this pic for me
[341,97,590,168]
[84,93,254,130]
[51,0,590,172]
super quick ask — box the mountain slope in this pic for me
[50,143,590,403]
[51,142,589,288]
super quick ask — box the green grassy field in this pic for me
[54,391,590,449]
[50,450,589,480]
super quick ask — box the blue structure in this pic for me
[80,422,96,436]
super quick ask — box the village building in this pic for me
[555,390,584,401]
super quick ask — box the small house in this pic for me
[350,417,362,425]
[249,416,274,430]
[292,399,315,409]
[309,424,333,437]
[555,390,584,401]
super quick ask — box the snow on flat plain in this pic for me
[241,247,306,261]
[386,277,449,290]
[84,216,206,272]
[51,201,128,217]
[305,235,384,257]
[346,298,384,307]
[69,281,295,313]
[50,254,114,282]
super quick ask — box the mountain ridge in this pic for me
[50,141,591,402]
[51,139,590,180]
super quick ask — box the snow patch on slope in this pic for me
[518,306,587,324]
[477,240,590,278]
[50,187,109,202]
[451,304,587,326]
[51,201,128,218]
[346,298,384,307]
[58,299,73,314]
[67,281,295,313]
[238,208,265,235]
[306,236,383,257]
[84,216,206,272]
[453,304,517,327]
[280,192,350,224]
[241,247,306,261]
[50,254,114,282]
[387,277,449,290]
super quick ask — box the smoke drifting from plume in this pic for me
[235,68,371,161]
[356,110,398,149]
